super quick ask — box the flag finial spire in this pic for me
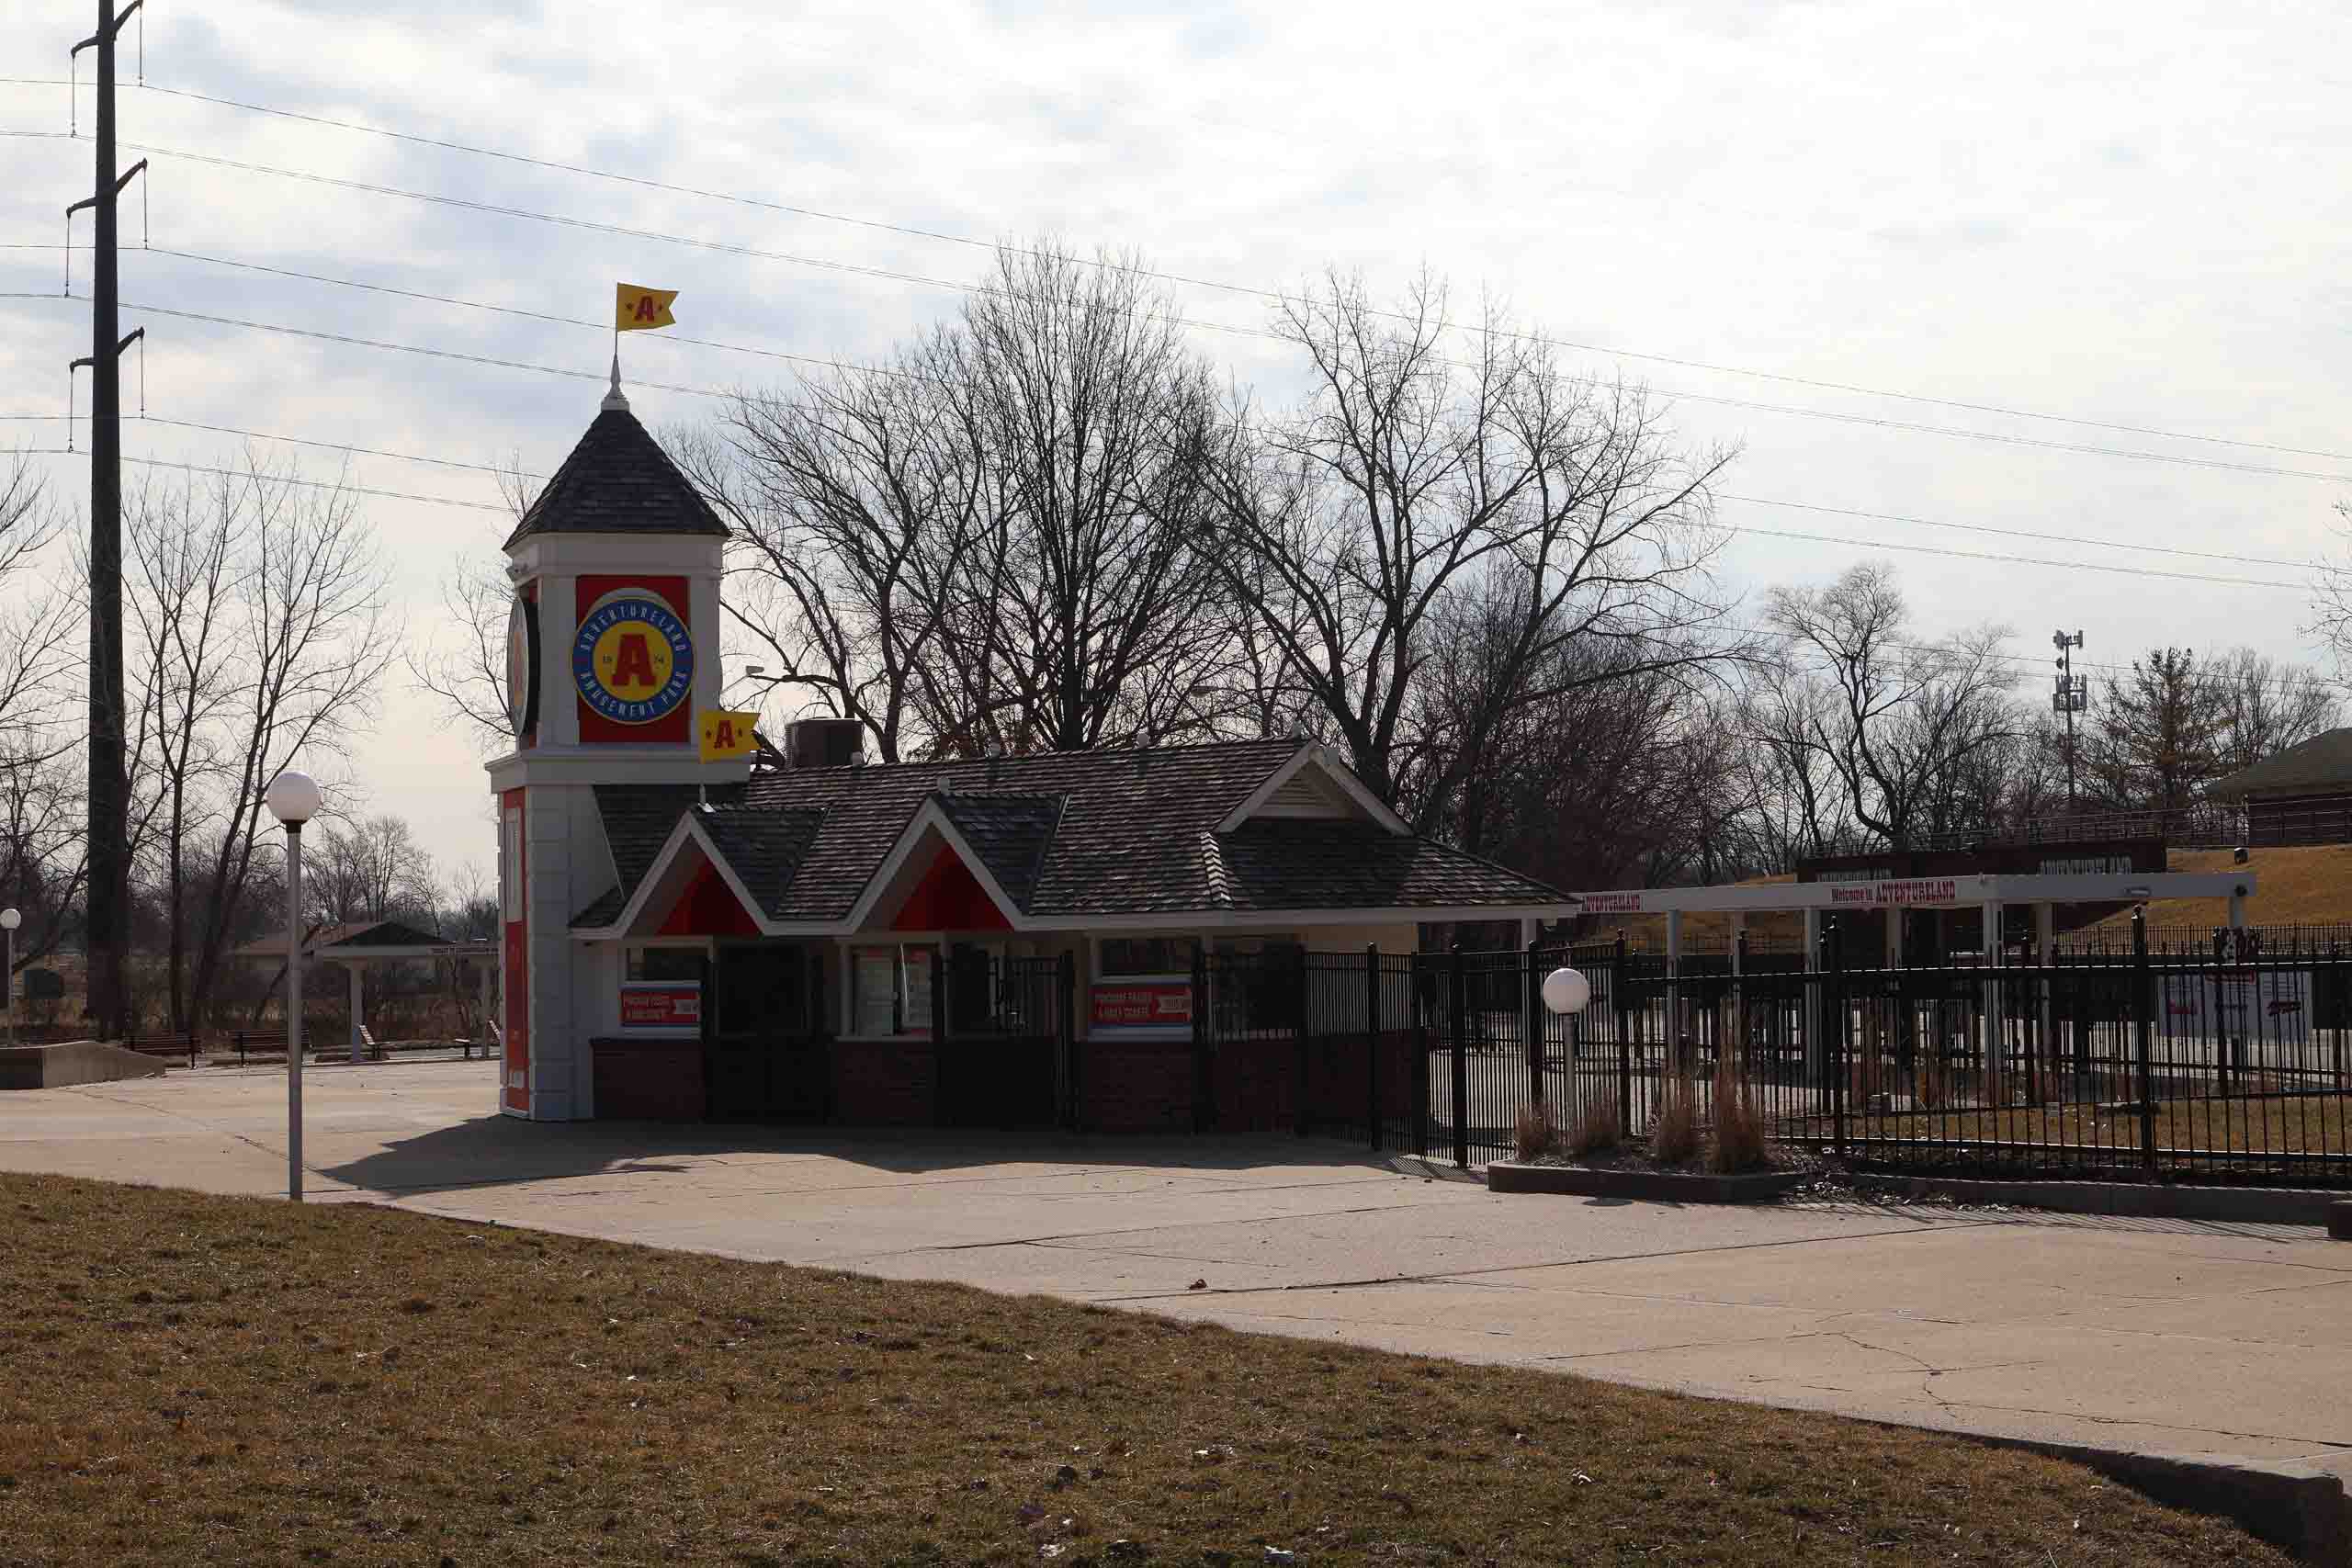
[602,348,629,412]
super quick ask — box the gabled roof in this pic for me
[503,402,729,549]
[933,794,1064,908]
[570,739,1577,931]
[1211,820,1567,911]
[697,807,827,919]
[228,918,453,961]
[2210,728,2352,801]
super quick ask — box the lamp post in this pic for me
[1,908,18,1047]
[265,770,322,1202]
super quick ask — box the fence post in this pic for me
[2211,929,2233,1100]
[1365,944,1381,1151]
[1614,931,1633,1138]
[1523,938,1544,1108]
[1734,927,1749,1079]
[1191,946,1212,1134]
[2134,908,2156,1177]
[1826,916,1847,1159]
[1411,954,1430,1158]
[1059,950,1080,1134]
[1449,942,1471,1168]
[1294,945,1312,1139]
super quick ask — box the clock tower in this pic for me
[486,371,741,1119]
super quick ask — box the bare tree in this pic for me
[2207,647,2338,774]
[175,458,401,1030]
[311,813,438,927]
[0,455,81,971]
[1761,562,2020,850]
[124,470,240,1031]
[706,239,1237,759]
[1729,660,1860,869]
[696,333,996,762]
[1196,270,1739,828]
[406,453,536,752]
[2311,500,2352,676]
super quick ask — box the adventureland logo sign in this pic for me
[1829,877,1959,908]
[573,585,694,735]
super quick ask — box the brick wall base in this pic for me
[589,1037,704,1122]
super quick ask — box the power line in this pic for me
[1712,524,2297,589]
[4,290,2322,582]
[1714,492,2307,572]
[62,133,2352,484]
[85,81,2352,469]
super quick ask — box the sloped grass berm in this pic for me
[0,1172,2292,1567]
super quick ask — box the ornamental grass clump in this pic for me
[1709,1058,1772,1174]
[1650,1068,1701,1166]
[1563,1091,1623,1157]
[1513,1101,1557,1162]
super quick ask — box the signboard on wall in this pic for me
[620,980,702,1032]
[2155,968,2311,1042]
[1091,982,1193,1030]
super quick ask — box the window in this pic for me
[850,943,939,1036]
[626,946,706,983]
[1099,936,1197,977]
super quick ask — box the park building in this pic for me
[486,378,1580,1128]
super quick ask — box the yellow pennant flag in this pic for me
[616,284,678,332]
[698,709,760,762]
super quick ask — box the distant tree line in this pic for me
[0,453,495,1036]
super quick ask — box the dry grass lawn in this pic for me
[1795,1090,2352,1162]
[0,1173,2296,1567]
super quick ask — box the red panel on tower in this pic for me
[574,573,694,744]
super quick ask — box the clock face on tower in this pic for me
[504,592,539,737]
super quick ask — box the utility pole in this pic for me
[2052,628,2086,810]
[68,0,145,1040]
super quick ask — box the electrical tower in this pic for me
[68,0,145,1039]
[2052,628,2086,808]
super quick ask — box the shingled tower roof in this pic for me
[503,387,729,549]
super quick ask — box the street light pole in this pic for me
[266,771,322,1202]
[1,908,18,1047]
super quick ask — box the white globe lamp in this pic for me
[265,770,322,826]
[1541,966,1592,1016]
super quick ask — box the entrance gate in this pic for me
[704,943,828,1122]
[935,952,1073,1130]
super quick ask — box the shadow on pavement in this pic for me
[321,1115,1409,1197]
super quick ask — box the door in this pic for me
[706,944,828,1122]
[936,949,1062,1130]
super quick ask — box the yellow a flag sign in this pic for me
[698,709,759,762]
[616,284,678,332]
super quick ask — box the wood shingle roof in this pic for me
[573,739,1573,929]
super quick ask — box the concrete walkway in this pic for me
[6,1059,2348,1486]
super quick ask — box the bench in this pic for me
[224,1029,283,1065]
[126,1032,197,1068]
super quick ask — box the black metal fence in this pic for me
[1194,922,2352,1189]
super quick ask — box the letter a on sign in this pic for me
[615,284,678,332]
[698,709,761,762]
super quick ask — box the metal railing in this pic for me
[1191,925,2352,1188]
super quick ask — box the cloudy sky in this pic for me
[4,0,2346,888]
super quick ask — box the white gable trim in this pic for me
[838,800,1032,933]
[599,812,771,937]
[1216,743,1409,835]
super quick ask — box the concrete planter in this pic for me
[1487,1161,1804,1203]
